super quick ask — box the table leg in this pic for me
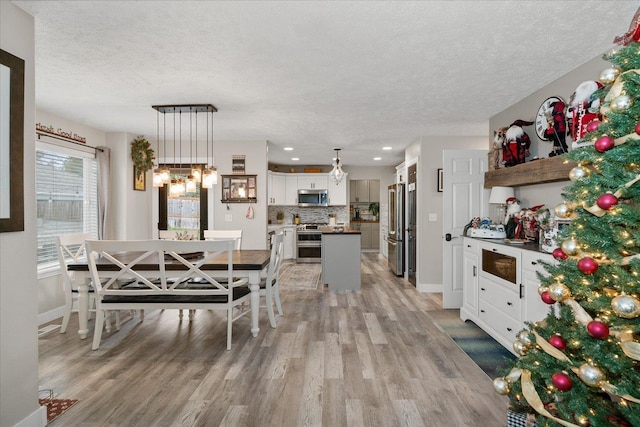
[77,282,89,339]
[249,281,260,337]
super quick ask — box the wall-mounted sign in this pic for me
[36,123,86,144]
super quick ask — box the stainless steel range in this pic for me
[296,223,325,263]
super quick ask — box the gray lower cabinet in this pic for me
[321,233,361,291]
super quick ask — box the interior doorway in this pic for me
[407,163,417,286]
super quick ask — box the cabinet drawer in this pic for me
[463,237,479,253]
[522,250,553,273]
[479,280,521,321]
[478,300,521,342]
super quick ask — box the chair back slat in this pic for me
[204,229,242,250]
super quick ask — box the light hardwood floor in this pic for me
[39,253,509,426]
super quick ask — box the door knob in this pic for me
[445,233,452,241]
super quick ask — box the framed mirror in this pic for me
[0,49,25,232]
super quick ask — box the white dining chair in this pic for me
[57,233,126,333]
[204,229,242,249]
[260,231,285,328]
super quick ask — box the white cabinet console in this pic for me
[460,237,553,355]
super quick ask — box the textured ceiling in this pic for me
[12,1,639,167]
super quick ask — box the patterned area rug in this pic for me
[279,261,321,290]
[428,309,516,379]
[39,398,79,424]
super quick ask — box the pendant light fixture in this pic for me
[152,108,171,187]
[329,148,345,184]
[151,104,218,191]
[201,106,218,188]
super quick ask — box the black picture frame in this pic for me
[437,168,443,192]
[133,165,146,191]
[0,49,25,232]
[221,174,257,203]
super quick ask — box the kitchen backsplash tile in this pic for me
[268,206,349,224]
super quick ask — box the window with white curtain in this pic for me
[36,140,98,270]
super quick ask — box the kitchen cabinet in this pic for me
[460,238,479,320]
[267,171,287,205]
[461,237,553,355]
[285,175,298,205]
[352,222,379,250]
[297,174,328,190]
[349,179,380,203]
[327,174,348,205]
[282,225,296,260]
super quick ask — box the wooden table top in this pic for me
[68,249,271,271]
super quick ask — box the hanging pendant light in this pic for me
[151,104,218,191]
[202,106,218,188]
[329,148,345,184]
[153,109,170,187]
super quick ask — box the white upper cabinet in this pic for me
[285,175,298,205]
[267,171,287,205]
[327,174,348,205]
[297,174,328,190]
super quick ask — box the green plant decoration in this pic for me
[130,135,155,174]
[368,202,379,218]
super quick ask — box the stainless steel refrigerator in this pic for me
[387,183,405,276]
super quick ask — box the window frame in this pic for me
[36,139,98,275]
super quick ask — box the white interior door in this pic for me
[442,150,488,309]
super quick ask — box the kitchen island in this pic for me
[320,226,361,291]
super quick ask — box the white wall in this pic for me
[213,140,269,249]
[0,3,46,426]
[410,135,489,291]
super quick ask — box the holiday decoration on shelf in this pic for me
[502,120,534,167]
[494,9,640,427]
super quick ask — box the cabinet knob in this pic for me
[531,261,538,265]
[480,309,485,313]
[480,287,486,291]
[507,327,512,332]
[507,302,512,306]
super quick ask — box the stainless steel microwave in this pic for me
[298,189,328,207]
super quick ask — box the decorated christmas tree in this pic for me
[493,11,640,427]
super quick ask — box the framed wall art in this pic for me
[437,168,443,192]
[0,49,25,232]
[133,166,146,191]
[221,174,257,203]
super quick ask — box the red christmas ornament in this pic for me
[586,120,600,133]
[587,320,610,339]
[552,248,568,260]
[596,193,618,210]
[635,122,640,135]
[594,135,615,152]
[578,256,599,275]
[552,372,573,391]
[548,334,567,350]
[541,291,555,305]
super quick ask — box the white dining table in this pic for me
[68,249,271,340]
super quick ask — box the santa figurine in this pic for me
[568,80,603,143]
[502,120,533,167]
[545,100,568,156]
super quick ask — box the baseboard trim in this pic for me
[416,283,442,293]
[13,404,47,427]
[38,306,64,327]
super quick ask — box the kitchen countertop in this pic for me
[467,236,550,255]
[350,219,379,223]
[321,226,361,234]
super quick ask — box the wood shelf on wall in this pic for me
[483,156,577,189]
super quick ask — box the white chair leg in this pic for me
[274,284,283,316]
[115,311,121,330]
[60,302,72,334]
[138,309,144,321]
[104,313,112,333]
[227,308,233,350]
[92,310,105,350]
[188,309,195,321]
[266,291,276,328]
[178,309,184,320]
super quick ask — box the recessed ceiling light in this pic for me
[291,157,299,161]
[284,147,293,151]
[373,157,382,161]
[382,146,392,150]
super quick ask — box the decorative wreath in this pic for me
[130,135,155,173]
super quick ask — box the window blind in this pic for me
[36,146,98,269]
